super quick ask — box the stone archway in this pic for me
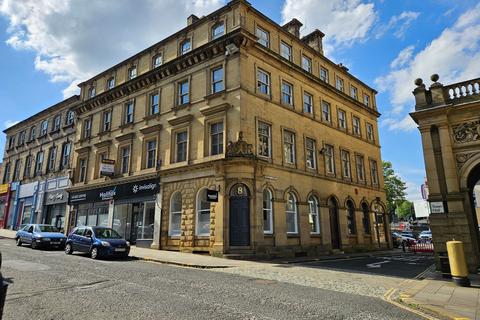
[466,162,480,257]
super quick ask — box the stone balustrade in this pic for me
[445,78,480,101]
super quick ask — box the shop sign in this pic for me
[206,189,218,202]
[100,159,115,177]
[44,190,68,205]
[69,178,159,204]
[0,184,8,194]
[18,182,37,199]
[430,201,445,214]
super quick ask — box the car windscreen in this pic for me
[37,225,58,232]
[94,228,122,239]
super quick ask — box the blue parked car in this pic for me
[65,226,130,259]
[15,224,67,249]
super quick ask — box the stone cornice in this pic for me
[167,114,194,127]
[140,124,162,135]
[200,103,231,116]
[115,132,135,142]
[74,29,246,115]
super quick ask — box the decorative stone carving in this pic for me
[452,120,480,143]
[455,152,479,169]
[226,131,253,158]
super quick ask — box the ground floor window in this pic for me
[21,205,32,225]
[308,196,320,234]
[75,202,109,227]
[113,201,155,242]
[44,204,66,229]
[286,192,298,234]
[196,188,211,236]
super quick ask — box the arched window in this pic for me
[308,195,320,234]
[169,192,182,236]
[196,188,210,236]
[286,192,298,234]
[346,200,356,235]
[211,22,225,40]
[180,39,191,55]
[263,189,273,234]
[361,202,371,234]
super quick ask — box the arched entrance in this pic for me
[329,197,341,249]
[467,162,480,251]
[229,183,250,247]
[361,202,371,236]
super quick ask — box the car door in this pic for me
[18,225,28,242]
[24,225,34,244]
[71,227,84,251]
[80,228,94,252]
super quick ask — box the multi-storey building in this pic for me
[0,96,79,230]
[66,0,388,256]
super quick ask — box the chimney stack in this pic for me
[187,14,199,26]
[301,29,325,55]
[282,18,303,38]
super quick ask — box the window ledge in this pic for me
[172,103,191,112]
[119,123,134,130]
[26,140,35,145]
[49,129,61,135]
[347,234,357,238]
[63,123,74,130]
[287,234,300,238]
[310,234,321,238]
[144,114,160,121]
[204,90,226,101]
[98,130,111,137]
[263,232,274,237]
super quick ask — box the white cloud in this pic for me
[390,45,415,69]
[375,11,420,39]
[3,120,19,129]
[381,115,417,132]
[0,0,224,98]
[281,0,377,54]
[375,3,480,131]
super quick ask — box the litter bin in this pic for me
[438,251,451,278]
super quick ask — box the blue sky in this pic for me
[0,0,479,201]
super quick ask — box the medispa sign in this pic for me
[69,178,159,204]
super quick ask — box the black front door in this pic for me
[229,196,250,247]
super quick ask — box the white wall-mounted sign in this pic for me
[430,201,445,214]
[100,159,115,177]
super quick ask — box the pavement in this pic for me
[3,227,479,319]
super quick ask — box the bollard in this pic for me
[446,240,470,287]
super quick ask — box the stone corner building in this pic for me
[410,74,480,272]
[4,0,390,258]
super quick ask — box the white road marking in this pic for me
[366,261,391,268]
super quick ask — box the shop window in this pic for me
[137,202,155,240]
[286,192,298,234]
[308,196,320,234]
[263,189,273,234]
[196,188,210,236]
[169,192,182,236]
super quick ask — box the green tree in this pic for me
[383,161,407,215]
[396,200,415,219]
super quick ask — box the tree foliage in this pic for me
[383,161,407,215]
[397,200,415,218]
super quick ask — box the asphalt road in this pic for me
[1,239,422,320]
[304,254,435,279]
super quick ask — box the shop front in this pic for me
[12,181,39,229]
[41,177,70,231]
[69,178,159,248]
[0,184,9,228]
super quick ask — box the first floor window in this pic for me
[24,156,32,178]
[211,66,224,94]
[120,146,130,174]
[286,193,298,234]
[47,147,57,172]
[83,118,92,139]
[338,110,346,129]
[353,116,361,136]
[60,142,71,169]
[258,122,271,158]
[322,101,331,122]
[150,93,159,115]
[347,200,356,235]
[356,155,365,182]
[12,159,21,181]
[169,192,182,236]
[196,188,210,236]
[176,131,188,162]
[66,111,75,125]
[35,151,44,176]
[78,158,87,182]
[146,140,157,169]
[283,130,295,164]
[370,160,379,185]
[281,81,293,106]
[341,150,351,178]
[263,189,273,234]
[2,163,10,183]
[257,69,270,95]
[124,102,134,124]
[303,92,313,114]
[325,144,335,174]
[210,122,224,155]
[178,80,189,105]
[308,196,320,234]
[305,138,316,169]
[103,110,112,132]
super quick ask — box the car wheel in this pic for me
[31,240,38,250]
[16,237,22,246]
[90,247,99,259]
[65,243,73,255]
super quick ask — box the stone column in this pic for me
[319,206,331,248]
[355,209,364,246]
[298,201,311,248]
[273,199,287,247]
[419,127,442,196]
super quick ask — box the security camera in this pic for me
[225,43,239,56]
